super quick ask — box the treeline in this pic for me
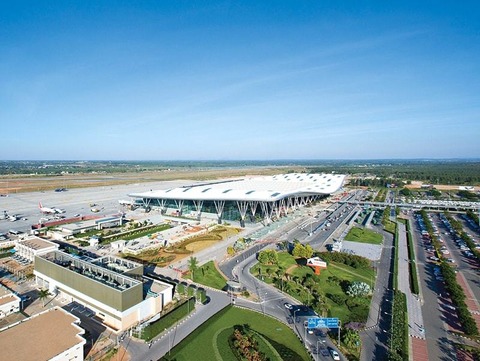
[310,160,480,185]
[440,262,478,335]
[316,251,370,269]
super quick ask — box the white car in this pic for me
[330,349,340,360]
[284,303,293,310]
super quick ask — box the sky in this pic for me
[1,1,479,160]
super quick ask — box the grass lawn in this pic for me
[250,252,374,324]
[251,252,297,283]
[184,261,228,290]
[159,306,310,361]
[141,298,196,341]
[317,263,373,322]
[344,227,383,244]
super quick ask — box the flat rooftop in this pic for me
[17,236,57,251]
[0,295,18,307]
[0,286,12,298]
[92,255,143,274]
[0,308,85,361]
[39,251,141,291]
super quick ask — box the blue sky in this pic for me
[1,1,479,160]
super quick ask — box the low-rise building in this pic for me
[0,286,21,318]
[34,251,173,331]
[0,307,85,361]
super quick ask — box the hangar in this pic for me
[128,173,346,225]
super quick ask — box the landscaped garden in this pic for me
[344,226,383,244]
[184,260,228,290]
[159,306,310,361]
[251,249,374,323]
[123,225,240,267]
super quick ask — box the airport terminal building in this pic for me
[34,252,173,331]
[128,173,346,225]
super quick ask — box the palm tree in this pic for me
[188,256,198,280]
[38,289,50,307]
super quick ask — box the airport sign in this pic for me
[307,317,340,329]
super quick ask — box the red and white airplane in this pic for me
[39,202,65,214]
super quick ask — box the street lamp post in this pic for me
[316,340,321,361]
[338,320,341,348]
[165,328,171,355]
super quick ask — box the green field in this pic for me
[184,261,228,290]
[159,306,310,361]
[344,227,383,244]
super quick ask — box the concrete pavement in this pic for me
[397,221,426,339]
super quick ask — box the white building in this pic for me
[15,236,59,262]
[0,286,21,318]
[129,173,346,225]
[0,307,85,361]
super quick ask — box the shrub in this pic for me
[346,281,371,297]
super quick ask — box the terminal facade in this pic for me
[129,173,346,225]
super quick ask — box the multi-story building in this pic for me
[34,251,173,331]
[15,236,59,262]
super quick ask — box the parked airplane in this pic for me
[39,202,65,214]
[91,207,103,213]
[8,215,18,222]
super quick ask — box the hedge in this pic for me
[388,290,408,360]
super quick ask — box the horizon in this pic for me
[1,158,479,163]
[1,2,479,160]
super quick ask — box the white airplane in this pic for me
[8,215,18,222]
[39,202,64,214]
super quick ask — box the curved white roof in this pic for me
[129,173,346,203]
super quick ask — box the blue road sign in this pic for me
[307,317,339,329]
[326,318,339,328]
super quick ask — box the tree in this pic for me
[227,246,235,256]
[257,250,270,265]
[257,250,278,265]
[292,243,305,258]
[38,289,50,307]
[188,256,198,280]
[304,244,314,259]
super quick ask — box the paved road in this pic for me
[411,215,457,361]
[125,287,231,361]
[234,245,346,360]
[359,225,394,361]
[451,214,480,302]
[397,221,425,339]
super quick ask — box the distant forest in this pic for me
[309,160,480,186]
[0,159,479,185]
